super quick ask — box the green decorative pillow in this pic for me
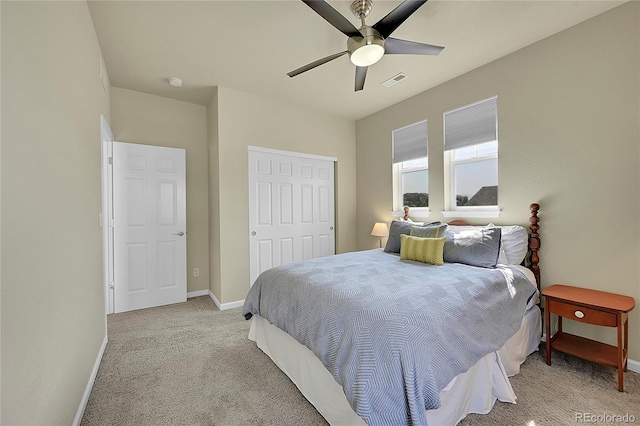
[400,234,446,266]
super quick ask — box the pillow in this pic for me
[384,220,413,253]
[400,234,446,266]
[443,227,502,268]
[384,220,433,253]
[448,224,529,265]
[410,223,447,238]
[491,224,529,265]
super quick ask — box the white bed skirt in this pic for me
[249,305,541,425]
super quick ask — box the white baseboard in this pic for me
[539,333,639,373]
[187,290,209,298]
[73,334,108,426]
[208,290,244,310]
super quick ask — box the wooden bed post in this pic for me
[528,203,541,291]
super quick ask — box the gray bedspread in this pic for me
[243,249,536,425]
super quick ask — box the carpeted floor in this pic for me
[82,296,639,426]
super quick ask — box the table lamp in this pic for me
[371,222,389,248]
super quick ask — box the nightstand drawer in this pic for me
[548,299,617,327]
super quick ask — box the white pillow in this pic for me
[447,224,529,265]
[493,225,529,265]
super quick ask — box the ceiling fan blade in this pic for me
[287,51,348,78]
[302,0,362,38]
[373,0,428,39]
[355,66,368,92]
[385,37,444,55]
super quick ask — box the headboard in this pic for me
[405,203,541,291]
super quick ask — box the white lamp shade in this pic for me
[371,222,389,237]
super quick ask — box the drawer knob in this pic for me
[574,310,585,319]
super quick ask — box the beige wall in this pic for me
[356,3,640,361]
[110,87,210,293]
[212,87,357,304]
[1,1,111,423]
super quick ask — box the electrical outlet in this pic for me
[193,268,199,277]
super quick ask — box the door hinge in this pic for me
[108,157,113,165]
[109,219,114,228]
[109,281,115,290]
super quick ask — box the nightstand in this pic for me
[542,284,635,391]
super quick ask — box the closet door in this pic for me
[248,148,336,286]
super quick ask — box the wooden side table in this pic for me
[542,284,635,391]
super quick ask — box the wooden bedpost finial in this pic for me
[403,206,409,221]
[529,203,540,288]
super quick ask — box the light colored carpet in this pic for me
[82,296,639,426]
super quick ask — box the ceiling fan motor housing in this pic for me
[350,0,374,19]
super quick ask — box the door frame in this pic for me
[247,145,337,163]
[100,115,115,314]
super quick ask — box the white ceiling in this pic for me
[87,0,624,121]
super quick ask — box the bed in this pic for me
[243,204,542,425]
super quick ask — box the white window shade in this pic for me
[444,97,497,151]
[393,120,428,164]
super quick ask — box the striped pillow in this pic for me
[400,234,446,266]
[410,223,447,238]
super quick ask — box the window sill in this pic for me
[442,209,501,219]
[392,208,430,220]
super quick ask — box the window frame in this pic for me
[391,119,430,218]
[442,97,500,218]
[395,157,429,213]
[445,142,498,214]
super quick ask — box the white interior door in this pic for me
[113,142,187,313]
[249,148,336,286]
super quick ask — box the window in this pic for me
[444,97,498,215]
[392,120,428,212]
[399,157,429,208]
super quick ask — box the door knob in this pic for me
[172,232,185,236]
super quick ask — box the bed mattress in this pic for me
[248,304,541,425]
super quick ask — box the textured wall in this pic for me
[110,87,210,294]
[1,2,111,423]
[356,3,640,360]
[213,87,357,304]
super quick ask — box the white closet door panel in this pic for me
[300,185,313,224]
[279,183,293,225]
[301,236,314,261]
[249,149,335,286]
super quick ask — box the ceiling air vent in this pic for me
[381,73,408,88]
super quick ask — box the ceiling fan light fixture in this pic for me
[350,43,385,67]
[348,27,385,67]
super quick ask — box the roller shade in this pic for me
[444,97,497,151]
[392,120,428,164]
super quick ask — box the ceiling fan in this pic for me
[287,0,444,91]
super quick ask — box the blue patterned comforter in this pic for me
[243,249,536,425]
